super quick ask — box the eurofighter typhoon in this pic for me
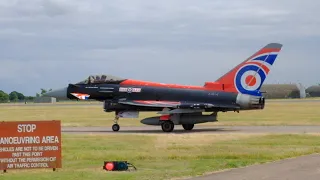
[44,43,283,132]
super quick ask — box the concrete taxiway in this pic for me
[62,125,320,134]
[187,153,320,180]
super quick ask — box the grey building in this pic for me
[260,84,305,99]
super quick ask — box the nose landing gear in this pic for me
[112,115,120,132]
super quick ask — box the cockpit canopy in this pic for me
[76,74,126,84]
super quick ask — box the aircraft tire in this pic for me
[182,124,194,130]
[161,121,174,132]
[112,124,120,131]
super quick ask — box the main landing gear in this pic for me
[182,124,194,131]
[161,121,175,132]
[112,115,120,132]
[160,121,195,132]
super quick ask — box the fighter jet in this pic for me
[44,43,282,132]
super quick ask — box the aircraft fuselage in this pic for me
[67,83,264,112]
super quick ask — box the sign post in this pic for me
[0,120,62,172]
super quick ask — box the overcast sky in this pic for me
[0,0,319,95]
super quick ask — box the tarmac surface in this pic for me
[62,125,320,134]
[186,153,320,180]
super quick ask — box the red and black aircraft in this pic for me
[44,43,283,132]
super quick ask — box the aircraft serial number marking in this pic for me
[119,87,141,93]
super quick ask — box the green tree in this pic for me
[8,91,25,101]
[0,90,9,103]
[9,91,18,102]
[25,96,34,101]
[16,92,25,100]
[34,88,53,98]
[36,88,52,97]
[40,88,47,96]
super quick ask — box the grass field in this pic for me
[1,133,320,180]
[0,100,320,126]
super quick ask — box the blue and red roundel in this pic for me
[234,53,278,96]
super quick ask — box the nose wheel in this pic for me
[112,124,120,131]
[112,115,120,132]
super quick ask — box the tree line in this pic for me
[0,89,52,103]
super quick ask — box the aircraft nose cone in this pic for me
[43,87,68,99]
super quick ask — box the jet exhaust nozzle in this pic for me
[236,94,265,110]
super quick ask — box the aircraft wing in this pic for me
[118,100,240,114]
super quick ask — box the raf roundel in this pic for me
[234,64,267,96]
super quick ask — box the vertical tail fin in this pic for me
[216,43,283,96]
